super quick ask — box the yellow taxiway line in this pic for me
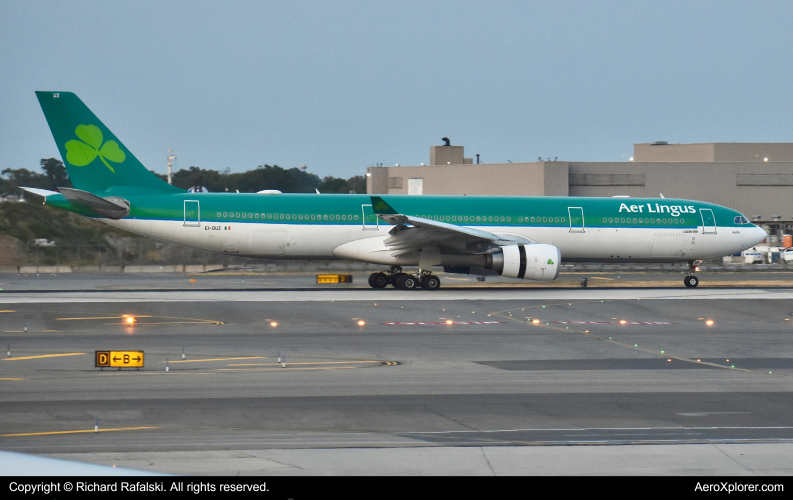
[227,360,379,366]
[56,316,153,321]
[168,356,266,363]
[3,353,85,361]
[218,366,357,372]
[2,426,158,437]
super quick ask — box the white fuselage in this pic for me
[104,218,766,267]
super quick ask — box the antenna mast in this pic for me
[167,149,176,184]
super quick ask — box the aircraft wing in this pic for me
[370,196,530,256]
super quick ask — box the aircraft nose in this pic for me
[752,225,767,245]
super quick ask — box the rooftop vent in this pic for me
[651,141,669,145]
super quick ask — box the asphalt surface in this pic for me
[1,272,793,475]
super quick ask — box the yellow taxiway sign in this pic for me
[95,351,144,368]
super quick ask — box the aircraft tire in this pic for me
[390,273,405,288]
[369,272,389,288]
[397,274,418,290]
[421,275,441,290]
[684,275,699,288]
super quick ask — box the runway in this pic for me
[1,272,793,474]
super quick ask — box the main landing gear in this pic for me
[367,267,441,290]
[683,261,700,288]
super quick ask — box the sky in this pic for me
[2,1,793,180]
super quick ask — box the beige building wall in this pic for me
[430,145,473,165]
[569,161,793,221]
[366,142,793,224]
[366,162,569,197]
[634,143,716,162]
[635,143,793,162]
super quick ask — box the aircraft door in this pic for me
[568,207,585,233]
[184,200,200,227]
[700,208,716,234]
[362,204,378,230]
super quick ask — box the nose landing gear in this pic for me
[683,261,701,288]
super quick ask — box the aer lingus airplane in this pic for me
[25,91,766,289]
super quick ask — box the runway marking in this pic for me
[677,412,752,417]
[227,360,380,366]
[167,356,266,363]
[57,315,154,320]
[3,353,85,361]
[0,310,15,313]
[1,426,158,437]
[57,314,223,325]
[404,425,793,434]
[106,321,223,326]
[5,288,793,304]
[383,321,504,325]
[0,378,24,381]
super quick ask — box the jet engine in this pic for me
[485,244,561,281]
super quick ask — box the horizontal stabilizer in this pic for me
[58,187,130,219]
[20,187,59,198]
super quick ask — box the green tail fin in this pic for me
[35,91,181,194]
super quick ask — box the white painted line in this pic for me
[677,412,752,417]
[0,288,791,303]
[404,425,793,434]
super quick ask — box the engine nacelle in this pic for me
[486,244,561,281]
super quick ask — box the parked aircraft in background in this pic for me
[26,92,766,289]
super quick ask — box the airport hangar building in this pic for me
[366,141,793,245]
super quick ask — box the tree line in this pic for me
[0,160,366,196]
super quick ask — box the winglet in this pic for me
[370,196,399,215]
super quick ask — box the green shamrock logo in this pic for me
[65,124,125,173]
[547,258,554,265]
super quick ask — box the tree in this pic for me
[40,158,71,189]
[317,175,367,194]
[1,158,72,195]
[346,175,366,194]
[318,176,349,193]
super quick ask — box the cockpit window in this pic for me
[734,216,750,224]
